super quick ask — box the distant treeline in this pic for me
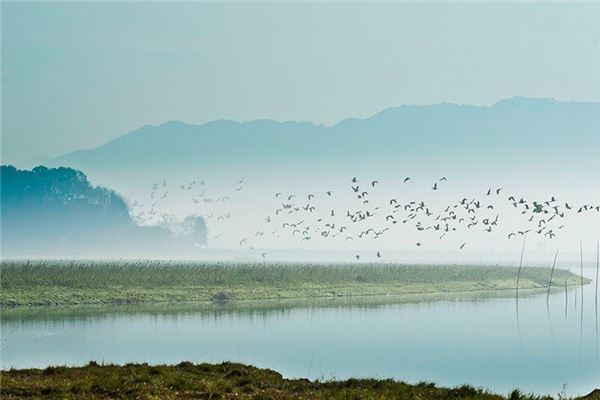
[0,165,206,257]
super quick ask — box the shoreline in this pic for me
[1,282,586,310]
[0,286,573,323]
[1,361,598,400]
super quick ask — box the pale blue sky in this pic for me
[2,2,599,164]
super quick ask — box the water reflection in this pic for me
[2,273,599,398]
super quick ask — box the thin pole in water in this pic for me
[596,241,600,309]
[565,280,568,322]
[516,234,527,305]
[580,240,585,360]
[580,241,585,308]
[594,241,600,361]
[547,249,559,304]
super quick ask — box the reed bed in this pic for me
[0,259,580,289]
[0,260,588,307]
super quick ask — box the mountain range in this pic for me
[42,97,599,200]
[9,97,599,254]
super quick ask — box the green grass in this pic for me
[1,289,563,325]
[0,260,589,307]
[4,361,595,400]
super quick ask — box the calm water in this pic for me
[2,270,599,396]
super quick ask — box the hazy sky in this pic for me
[2,2,599,164]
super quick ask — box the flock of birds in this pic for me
[130,178,244,229]
[129,175,599,261]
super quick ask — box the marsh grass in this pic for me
[1,259,583,288]
[0,361,569,400]
[0,260,589,307]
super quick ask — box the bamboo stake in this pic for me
[547,249,559,304]
[594,241,600,362]
[596,241,600,309]
[565,280,568,322]
[581,241,585,309]
[516,234,527,304]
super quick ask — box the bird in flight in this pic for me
[403,177,411,183]
[460,242,466,250]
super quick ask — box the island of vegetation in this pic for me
[0,260,588,307]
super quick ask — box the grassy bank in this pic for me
[4,361,595,400]
[0,288,562,324]
[0,260,589,307]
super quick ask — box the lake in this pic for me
[2,267,599,397]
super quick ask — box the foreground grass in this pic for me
[0,260,589,307]
[2,361,592,400]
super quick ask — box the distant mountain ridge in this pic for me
[48,97,600,185]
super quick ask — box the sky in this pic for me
[2,2,600,165]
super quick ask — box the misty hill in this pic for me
[49,97,599,179]
[0,165,207,257]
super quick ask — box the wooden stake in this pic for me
[516,234,527,304]
[565,280,568,322]
[547,249,559,304]
[596,241,600,309]
[581,241,585,308]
